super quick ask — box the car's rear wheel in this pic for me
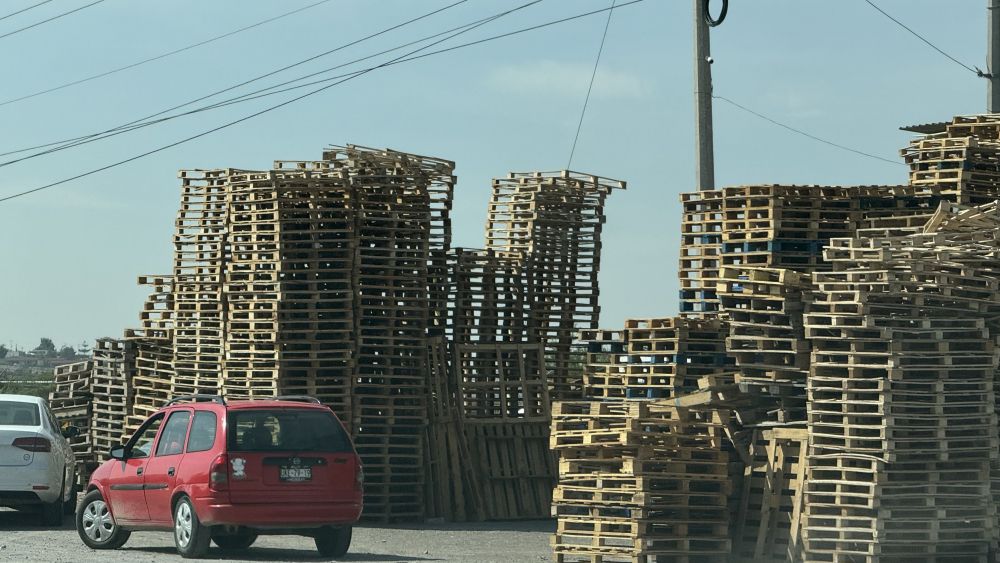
[174,496,211,558]
[76,490,130,549]
[315,525,352,558]
[212,529,258,551]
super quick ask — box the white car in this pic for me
[0,394,78,525]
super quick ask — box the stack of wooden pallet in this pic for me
[717,266,810,422]
[170,168,229,399]
[679,184,952,318]
[581,317,733,400]
[427,247,558,520]
[802,201,1000,562]
[486,171,625,400]
[89,338,135,455]
[550,400,732,563]
[126,275,175,433]
[338,146,437,522]
[732,427,808,563]
[48,360,94,484]
[680,189,725,316]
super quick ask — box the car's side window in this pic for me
[186,411,218,453]
[155,411,192,457]
[129,415,164,459]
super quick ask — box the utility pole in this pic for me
[990,0,1000,112]
[694,0,715,190]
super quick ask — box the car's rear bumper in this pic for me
[197,498,362,528]
[0,490,44,507]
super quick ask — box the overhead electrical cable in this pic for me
[0,0,105,42]
[0,0,337,107]
[0,0,54,23]
[567,0,616,169]
[0,0,472,159]
[863,0,986,77]
[713,95,904,166]
[0,0,646,169]
[0,0,551,204]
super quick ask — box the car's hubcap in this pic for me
[81,500,114,543]
[175,502,193,548]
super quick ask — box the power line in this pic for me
[0,0,472,160]
[0,0,646,169]
[712,95,904,167]
[0,0,548,204]
[0,1,53,23]
[568,0,616,169]
[0,0,105,42]
[0,0,335,107]
[863,0,986,77]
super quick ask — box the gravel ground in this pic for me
[0,508,553,562]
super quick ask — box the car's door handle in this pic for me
[136,467,143,476]
[167,467,175,476]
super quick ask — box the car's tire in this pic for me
[76,489,130,549]
[63,473,78,515]
[315,525,352,558]
[41,496,63,526]
[212,529,258,551]
[173,496,211,558]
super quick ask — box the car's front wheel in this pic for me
[315,525,352,558]
[173,496,211,558]
[76,490,130,549]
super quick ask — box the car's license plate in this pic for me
[280,466,312,481]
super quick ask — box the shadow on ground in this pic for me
[127,545,438,561]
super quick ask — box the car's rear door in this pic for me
[225,408,358,504]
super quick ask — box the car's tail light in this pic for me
[355,459,364,491]
[12,437,50,452]
[209,454,229,491]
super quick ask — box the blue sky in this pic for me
[0,0,987,350]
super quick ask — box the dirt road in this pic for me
[0,509,553,562]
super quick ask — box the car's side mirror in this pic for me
[62,426,79,438]
[109,446,127,460]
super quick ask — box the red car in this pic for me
[75,395,363,558]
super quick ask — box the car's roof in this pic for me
[0,394,45,405]
[161,399,330,412]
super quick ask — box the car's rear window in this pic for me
[227,409,352,453]
[0,401,40,427]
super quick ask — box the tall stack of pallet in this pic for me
[171,168,229,399]
[902,115,1000,205]
[551,400,732,563]
[339,146,435,522]
[486,171,625,399]
[581,317,733,400]
[717,267,810,422]
[49,361,94,484]
[680,189,725,316]
[89,338,135,454]
[126,275,175,432]
[802,202,1000,562]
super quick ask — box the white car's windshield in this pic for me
[0,401,40,426]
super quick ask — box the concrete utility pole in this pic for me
[990,0,1000,112]
[694,0,715,191]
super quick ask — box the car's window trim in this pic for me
[185,410,218,454]
[125,412,165,458]
[154,409,193,458]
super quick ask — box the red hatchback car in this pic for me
[75,395,363,558]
